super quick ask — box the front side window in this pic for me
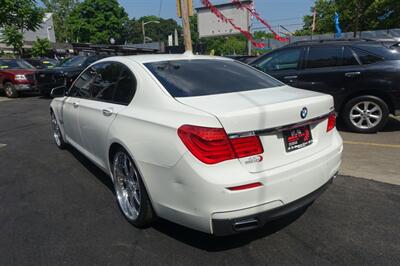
[68,67,96,98]
[306,46,342,69]
[256,49,301,71]
[145,59,282,97]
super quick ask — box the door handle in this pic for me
[284,75,298,80]
[102,108,113,117]
[345,72,361,77]
[72,102,79,108]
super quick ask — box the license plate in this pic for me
[283,125,313,152]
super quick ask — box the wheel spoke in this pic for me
[355,106,363,113]
[368,114,380,120]
[369,106,379,113]
[362,102,370,111]
[366,118,374,127]
[356,118,364,126]
[351,114,361,118]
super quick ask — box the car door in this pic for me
[252,47,304,87]
[77,61,136,169]
[296,45,363,109]
[61,71,95,148]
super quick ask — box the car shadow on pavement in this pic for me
[152,207,308,251]
[64,144,308,250]
[381,116,400,132]
[66,146,115,193]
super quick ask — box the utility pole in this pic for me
[180,0,193,52]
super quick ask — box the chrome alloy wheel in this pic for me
[4,86,13,97]
[51,112,62,146]
[349,101,382,129]
[113,152,141,220]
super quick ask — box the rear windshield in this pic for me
[144,59,282,97]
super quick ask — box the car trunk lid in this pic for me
[176,86,335,173]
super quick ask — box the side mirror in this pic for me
[50,86,67,98]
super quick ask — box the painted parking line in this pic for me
[343,141,400,149]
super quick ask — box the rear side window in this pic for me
[144,59,282,97]
[306,46,342,68]
[352,47,384,65]
[113,67,136,105]
[342,47,359,66]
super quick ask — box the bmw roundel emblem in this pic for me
[300,107,308,119]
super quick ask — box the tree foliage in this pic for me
[66,0,129,44]
[124,16,182,45]
[0,0,43,56]
[298,0,400,36]
[1,26,24,56]
[31,38,52,57]
[42,0,78,42]
[0,0,44,32]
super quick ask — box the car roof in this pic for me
[97,53,232,64]
[285,39,390,48]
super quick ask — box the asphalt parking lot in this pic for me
[0,96,399,265]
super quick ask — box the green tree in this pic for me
[297,0,400,36]
[66,0,129,44]
[31,38,52,57]
[364,0,400,29]
[204,36,247,55]
[42,0,78,42]
[0,0,43,31]
[124,16,182,45]
[0,0,44,55]
[1,26,24,56]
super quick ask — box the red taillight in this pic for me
[227,182,263,191]
[178,125,235,164]
[230,136,263,158]
[327,113,336,132]
[178,125,263,164]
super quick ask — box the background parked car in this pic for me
[24,58,59,69]
[250,39,400,133]
[0,59,37,98]
[36,55,108,96]
[225,55,258,64]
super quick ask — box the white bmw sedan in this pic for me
[50,53,343,236]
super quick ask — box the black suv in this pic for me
[36,55,108,96]
[250,39,400,133]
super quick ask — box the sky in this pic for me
[118,0,315,33]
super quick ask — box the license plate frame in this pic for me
[283,125,313,152]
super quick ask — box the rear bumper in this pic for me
[212,175,335,236]
[139,130,343,235]
[15,83,37,92]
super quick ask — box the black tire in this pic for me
[50,111,67,149]
[4,82,18,98]
[112,148,155,227]
[342,95,389,133]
